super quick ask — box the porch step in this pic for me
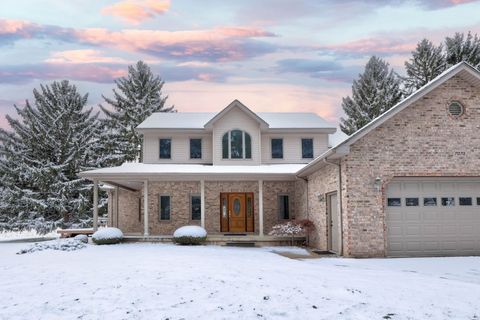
[224,242,256,247]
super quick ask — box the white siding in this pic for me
[212,108,261,165]
[261,133,329,164]
[143,133,212,164]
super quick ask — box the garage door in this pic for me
[386,178,480,257]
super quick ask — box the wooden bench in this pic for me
[57,228,94,238]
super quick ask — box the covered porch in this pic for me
[80,163,306,244]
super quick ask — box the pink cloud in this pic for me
[321,37,417,56]
[102,0,170,24]
[46,49,130,64]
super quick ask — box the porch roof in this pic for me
[79,163,306,182]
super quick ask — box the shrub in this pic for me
[173,226,207,245]
[269,219,315,246]
[92,227,123,245]
[74,234,88,243]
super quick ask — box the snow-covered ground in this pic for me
[0,243,479,320]
[0,229,59,241]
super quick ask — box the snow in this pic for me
[0,243,479,319]
[79,163,306,177]
[173,226,207,238]
[0,229,59,241]
[136,111,335,130]
[92,227,123,241]
[16,239,87,254]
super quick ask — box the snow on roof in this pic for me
[136,111,335,130]
[80,163,306,177]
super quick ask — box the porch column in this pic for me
[258,179,264,237]
[143,180,149,237]
[200,180,205,228]
[93,180,98,231]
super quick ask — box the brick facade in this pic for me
[339,74,480,257]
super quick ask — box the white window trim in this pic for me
[270,138,284,159]
[159,138,172,160]
[189,138,203,160]
[223,130,252,160]
[301,137,314,159]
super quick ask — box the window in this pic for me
[459,197,472,206]
[406,198,419,206]
[424,197,437,206]
[222,130,252,159]
[448,100,464,117]
[441,197,455,206]
[387,198,401,207]
[190,195,201,220]
[302,138,313,159]
[159,195,171,220]
[190,139,202,159]
[477,198,480,206]
[159,139,171,159]
[278,195,290,219]
[271,139,283,159]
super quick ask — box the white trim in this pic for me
[204,99,269,129]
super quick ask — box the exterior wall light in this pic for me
[374,177,382,192]
[317,194,325,202]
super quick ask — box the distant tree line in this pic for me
[0,61,175,233]
[340,31,480,135]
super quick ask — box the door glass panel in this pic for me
[233,198,241,215]
[406,198,419,206]
[222,198,227,217]
[387,198,401,207]
[459,197,472,206]
[441,197,455,206]
[424,197,437,206]
[246,196,253,217]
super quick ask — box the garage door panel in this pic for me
[386,179,480,257]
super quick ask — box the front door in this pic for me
[220,193,254,233]
[228,193,246,232]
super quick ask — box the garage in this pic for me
[386,178,480,257]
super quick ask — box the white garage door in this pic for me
[386,178,480,257]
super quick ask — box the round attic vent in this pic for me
[448,101,464,117]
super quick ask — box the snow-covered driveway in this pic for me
[0,243,479,320]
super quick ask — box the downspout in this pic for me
[323,157,344,256]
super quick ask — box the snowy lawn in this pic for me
[0,229,59,242]
[0,243,479,320]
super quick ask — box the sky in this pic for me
[1,0,480,130]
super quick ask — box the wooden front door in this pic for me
[228,193,246,232]
[220,193,254,233]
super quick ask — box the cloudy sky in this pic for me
[1,0,480,129]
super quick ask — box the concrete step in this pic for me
[224,242,256,247]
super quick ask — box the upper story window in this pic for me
[222,130,252,159]
[159,138,171,159]
[302,138,313,159]
[271,138,283,159]
[190,138,202,159]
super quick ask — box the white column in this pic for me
[143,180,149,237]
[258,179,264,237]
[200,180,205,228]
[93,180,98,231]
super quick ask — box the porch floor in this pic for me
[123,233,306,246]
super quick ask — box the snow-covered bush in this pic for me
[17,239,87,254]
[173,226,207,245]
[92,227,123,245]
[74,234,88,243]
[269,220,315,246]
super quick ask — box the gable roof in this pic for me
[297,62,480,177]
[136,100,336,131]
[203,99,269,129]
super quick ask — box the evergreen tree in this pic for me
[445,31,480,68]
[403,39,446,93]
[0,81,100,232]
[100,61,175,164]
[340,56,403,135]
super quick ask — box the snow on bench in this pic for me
[57,229,94,238]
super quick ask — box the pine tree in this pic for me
[445,31,480,69]
[340,56,403,135]
[100,61,175,164]
[403,39,446,93]
[0,81,100,232]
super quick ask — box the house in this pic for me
[80,62,480,257]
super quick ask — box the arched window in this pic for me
[222,130,252,159]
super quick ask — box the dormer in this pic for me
[206,100,267,165]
